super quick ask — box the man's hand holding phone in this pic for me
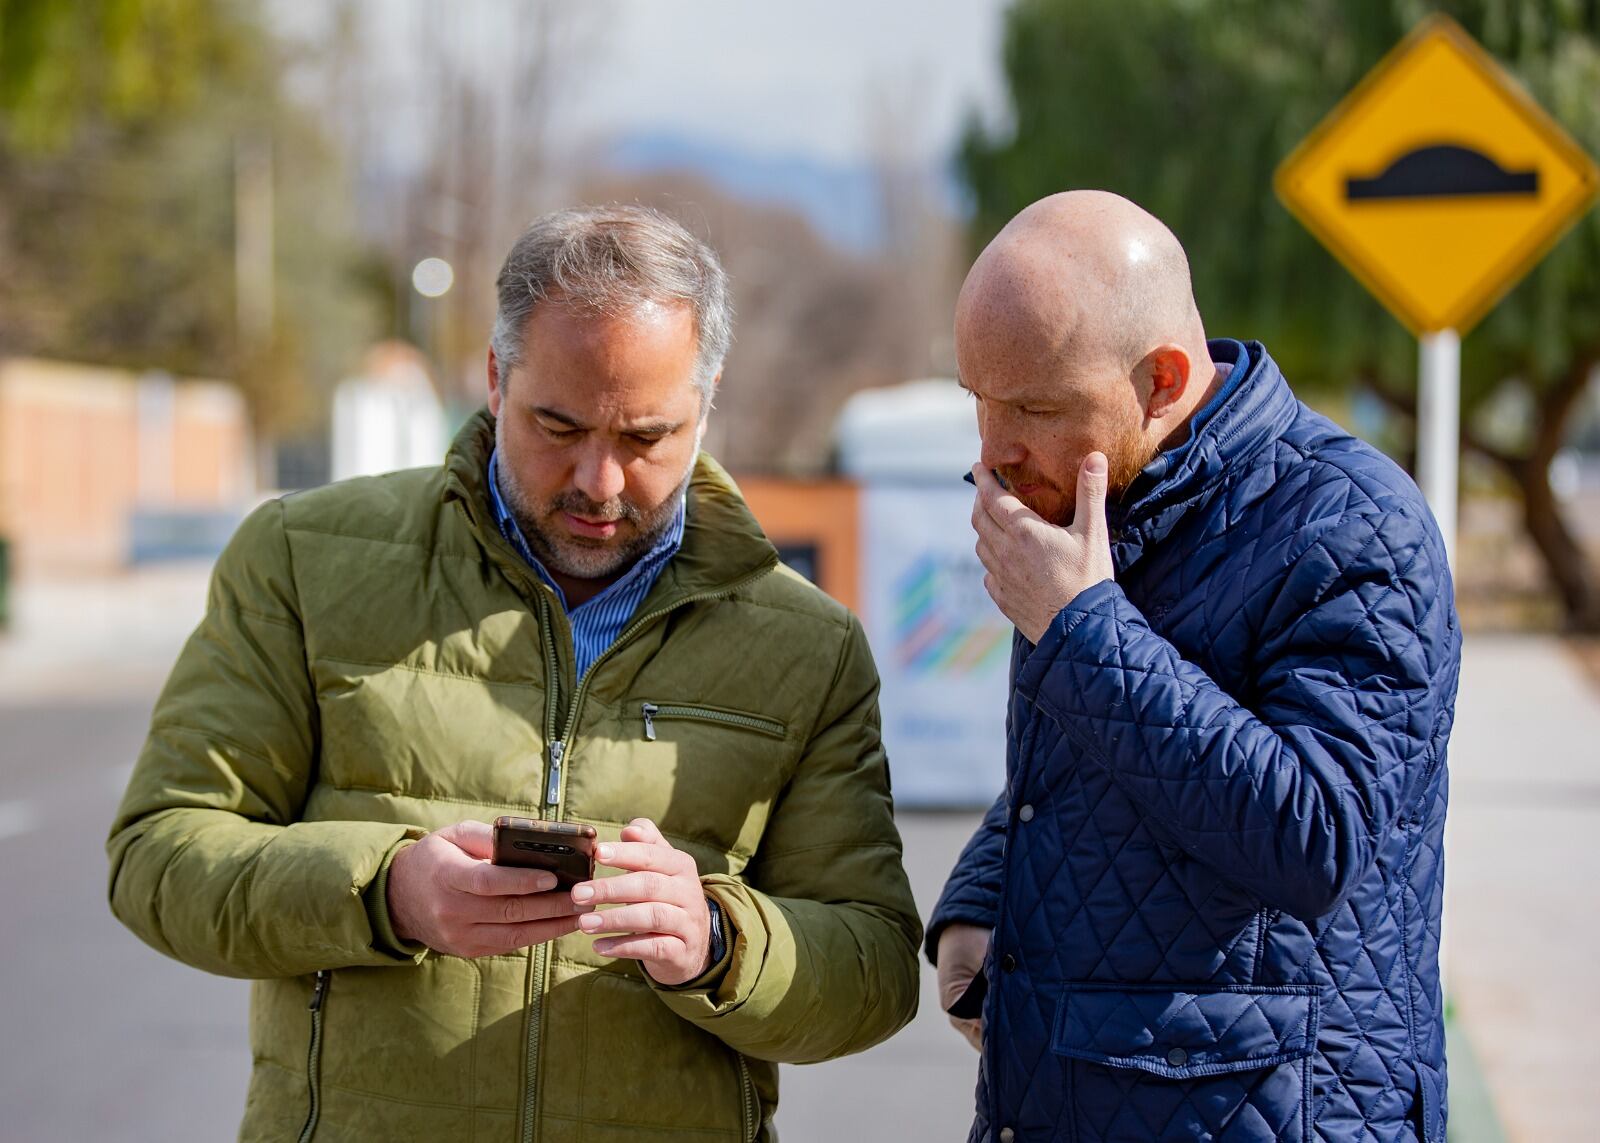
[938,923,993,1053]
[387,820,591,958]
[571,817,715,988]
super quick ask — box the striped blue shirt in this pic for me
[487,448,685,680]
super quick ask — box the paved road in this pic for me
[0,695,255,1142]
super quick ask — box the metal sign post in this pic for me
[1416,330,1461,570]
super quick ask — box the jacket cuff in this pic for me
[924,910,996,966]
[362,834,429,963]
[1017,578,1129,697]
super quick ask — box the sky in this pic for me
[278,0,1014,168]
[562,0,1014,166]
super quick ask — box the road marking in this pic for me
[0,800,40,842]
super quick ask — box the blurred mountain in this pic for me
[605,131,962,253]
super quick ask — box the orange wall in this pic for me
[0,358,251,575]
[734,475,860,613]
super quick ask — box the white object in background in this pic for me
[135,371,177,506]
[861,485,1010,808]
[835,378,980,482]
[331,342,447,482]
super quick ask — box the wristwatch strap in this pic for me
[706,895,728,966]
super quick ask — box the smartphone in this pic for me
[963,468,1010,490]
[944,972,988,1020]
[491,816,597,888]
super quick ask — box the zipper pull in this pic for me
[641,703,658,742]
[545,740,565,806]
[309,969,329,1012]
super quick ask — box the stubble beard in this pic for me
[998,415,1158,527]
[495,417,698,581]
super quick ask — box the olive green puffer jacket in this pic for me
[107,410,921,1142]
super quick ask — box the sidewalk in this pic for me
[0,563,210,705]
[1445,635,1600,1141]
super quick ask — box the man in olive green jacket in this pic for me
[108,206,921,1143]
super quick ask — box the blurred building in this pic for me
[833,377,982,481]
[736,477,861,612]
[331,341,448,482]
[0,358,253,577]
[734,378,1008,807]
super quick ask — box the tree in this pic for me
[300,0,605,411]
[961,0,1600,630]
[0,0,227,150]
[0,0,385,435]
[575,168,954,474]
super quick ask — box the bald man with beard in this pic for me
[926,192,1459,1143]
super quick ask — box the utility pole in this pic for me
[234,130,274,490]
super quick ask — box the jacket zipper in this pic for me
[737,1054,758,1141]
[640,703,786,742]
[544,740,565,805]
[519,565,773,1143]
[521,590,565,1143]
[297,969,330,1143]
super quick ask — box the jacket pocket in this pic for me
[639,702,787,742]
[1052,983,1318,1142]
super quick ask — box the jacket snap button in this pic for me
[1000,954,1017,973]
[1018,804,1035,822]
[999,1130,1015,1143]
[1166,1047,1189,1067]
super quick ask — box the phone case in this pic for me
[491,816,597,887]
[945,972,988,1020]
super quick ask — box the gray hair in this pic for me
[491,205,733,408]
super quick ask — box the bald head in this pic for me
[955,192,1224,519]
[958,190,1205,375]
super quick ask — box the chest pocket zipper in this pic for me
[640,703,786,742]
[298,969,330,1143]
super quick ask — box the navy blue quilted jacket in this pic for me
[929,340,1459,1142]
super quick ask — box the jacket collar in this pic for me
[443,408,777,607]
[1107,339,1299,573]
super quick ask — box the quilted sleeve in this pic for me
[924,791,1008,963]
[1016,510,1455,922]
[106,500,424,978]
[648,614,923,1062]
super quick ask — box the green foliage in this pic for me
[0,0,384,432]
[0,0,248,152]
[961,0,1600,411]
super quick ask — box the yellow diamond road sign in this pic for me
[1275,14,1599,335]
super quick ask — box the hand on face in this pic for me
[971,452,1116,643]
[387,820,590,959]
[571,818,715,987]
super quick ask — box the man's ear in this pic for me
[1139,344,1193,421]
[487,347,504,417]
